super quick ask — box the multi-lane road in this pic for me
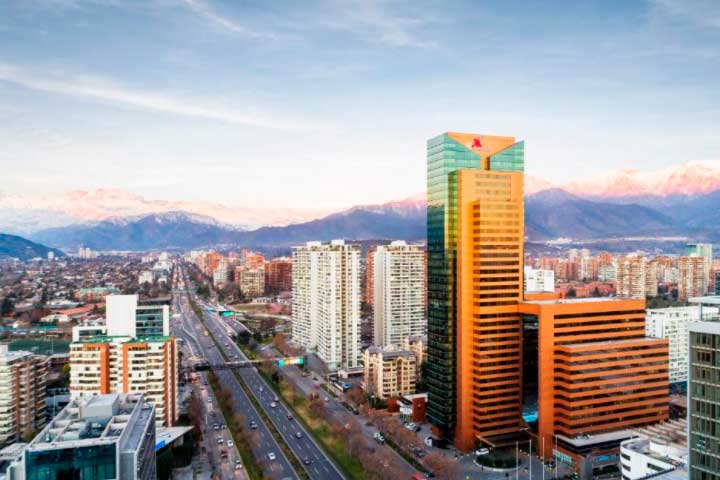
[173,271,299,480]
[194,289,346,480]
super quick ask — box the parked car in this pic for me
[373,432,385,444]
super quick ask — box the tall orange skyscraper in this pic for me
[426,132,525,447]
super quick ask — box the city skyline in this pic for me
[1,0,719,210]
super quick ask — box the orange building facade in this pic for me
[517,298,669,460]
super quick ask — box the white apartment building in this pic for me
[373,241,425,347]
[213,258,228,287]
[616,256,647,299]
[292,240,361,370]
[0,345,48,447]
[524,267,555,293]
[598,262,617,283]
[646,305,716,383]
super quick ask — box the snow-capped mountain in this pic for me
[0,188,330,235]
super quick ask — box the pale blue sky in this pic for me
[0,0,718,209]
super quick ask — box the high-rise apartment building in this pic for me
[213,258,228,287]
[292,240,361,370]
[518,297,669,469]
[679,256,708,299]
[364,247,376,307]
[0,345,48,447]
[687,296,720,480]
[363,346,417,399]
[373,241,426,347]
[69,295,177,427]
[266,257,292,292]
[426,131,525,445]
[616,256,647,299]
[9,393,156,480]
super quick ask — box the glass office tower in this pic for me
[425,132,521,439]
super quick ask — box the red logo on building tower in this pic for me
[472,137,482,148]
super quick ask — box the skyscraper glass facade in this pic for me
[426,133,481,433]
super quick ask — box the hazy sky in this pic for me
[1,0,719,209]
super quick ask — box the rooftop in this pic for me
[521,297,628,305]
[558,429,633,447]
[689,295,720,305]
[561,336,664,349]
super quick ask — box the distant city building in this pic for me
[292,240,361,370]
[138,270,153,285]
[373,241,425,347]
[244,252,266,269]
[46,251,54,261]
[687,296,720,480]
[9,393,156,480]
[39,313,70,324]
[679,256,708,299]
[645,260,659,297]
[616,256,647,299]
[265,257,292,292]
[716,271,720,295]
[0,345,48,447]
[524,267,555,293]
[76,287,120,302]
[598,261,617,283]
[363,346,417,399]
[686,243,713,285]
[619,419,688,480]
[213,258,228,287]
[646,306,714,384]
[76,246,98,260]
[236,265,265,298]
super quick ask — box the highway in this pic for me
[193,290,346,480]
[173,270,299,480]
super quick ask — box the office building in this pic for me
[616,256,647,299]
[266,257,292,292]
[373,241,426,347]
[0,345,48,447]
[687,296,720,480]
[363,346,417,399]
[426,131,525,446]
[646,306,715,384]
[9,393,156,480]
[524,267,555,293]
[518,297,669,476]
[292,240,361,370]
[619,419,687,480]
[235,265,265,298]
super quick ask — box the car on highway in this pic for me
[286,414,293,420]
[234,460,243,470]
[270,402,277,408]
[295,431,303,439]
[249,421,258,430]
[267,452,276,461]
[217,437,224,445]
[302,457,311,465]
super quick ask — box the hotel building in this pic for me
[373,241,426,347]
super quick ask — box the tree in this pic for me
[344,387,369,409]
[424,452,459,480]
[1,297,14,317]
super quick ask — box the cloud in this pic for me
[324,0,438,49]
[0,63,329,131]
[650,0,720,28]
[179,0,275,39]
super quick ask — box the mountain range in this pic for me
[3,160,720,251]
[0,234,65,260]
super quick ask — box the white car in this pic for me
[268,452,276,461]
[270,402,277,408]
[475,447,490,456]
[227,440,234,447]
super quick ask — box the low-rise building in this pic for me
[524,267,555,293]
[619,419,687,480]
[363,346,417,399]
[8,393,156,480]
[236,265,265,298]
